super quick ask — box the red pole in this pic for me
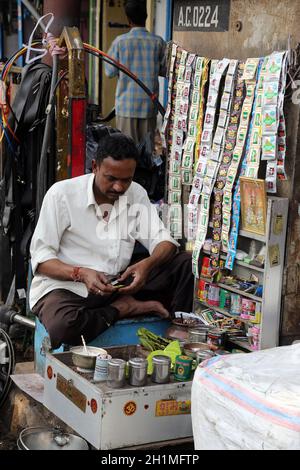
[43,0,86,179]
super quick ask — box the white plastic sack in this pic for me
[192,344,300,450]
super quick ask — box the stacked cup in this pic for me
[93,353,112,382]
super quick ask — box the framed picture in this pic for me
[240,177,267,235]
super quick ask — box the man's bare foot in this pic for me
[111,295,169,319]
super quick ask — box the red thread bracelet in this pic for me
[71,266,82,282]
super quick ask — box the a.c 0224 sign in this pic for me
[173,0,231,32]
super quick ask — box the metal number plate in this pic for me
[155,400,191,417]
[56,373,87,413]
[173,0,231,32]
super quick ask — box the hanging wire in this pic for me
[0,35,166,151]
[0,43,42,145]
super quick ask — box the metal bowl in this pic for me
[183,342,211,359]
[70,346,107,371]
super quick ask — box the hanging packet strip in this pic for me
[221,58,260,254]
[193,61,236,274]
[161,43,178,150]
[261,51,288,192]
[191,59,231,277]
[194,58,210,168]
[165,47,183,225]
[168,49,191,238]
[187,61,217,242]
[188,60,228,246]
[244,56,269,179]
[181,56,204,186]
[276,52,289,182]
[226,59,264,270]
[167,47,183,154]
[210,62,245,267]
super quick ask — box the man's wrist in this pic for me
[71,266,83,282]
[139,257,155,272]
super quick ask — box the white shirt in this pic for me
[29,174,178,308]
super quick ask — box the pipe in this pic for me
[13,314,35,330]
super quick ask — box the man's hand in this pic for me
[79,268,116,296]
[117,260,151,295]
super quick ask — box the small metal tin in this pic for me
[151,356,171,384]
[188,327,209,343]
[107,359,126,389]
[207,329,227,350]
[196,350,214,366]
[128,358,148,387]
[174,355,193,382]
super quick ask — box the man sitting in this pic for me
[30,133,193,349]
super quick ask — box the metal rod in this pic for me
[20,0,46,31]
[36,53,59,216]
[13,314,35,330]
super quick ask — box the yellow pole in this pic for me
[146,0,154,32]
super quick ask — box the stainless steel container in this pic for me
[17,427,89,450]
[151,355,171,384]
[128,357,147,387]
[69,346,107,372]
[188,327,209,344]
[196,350,214,365]
[107,359,126,389]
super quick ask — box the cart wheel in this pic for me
[0,328,15,409]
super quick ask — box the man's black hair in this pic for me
[96,133,139,164]
[124,0,147,26]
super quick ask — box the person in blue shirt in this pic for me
[105,0,166,148]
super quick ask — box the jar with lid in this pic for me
[174,355,193,382]
[166,325,189,344]
[128,358,148,387]
[196,350,214,366]
[188,327,209,344]
[107,358,126,389]
[207,329,227,351]
[151,355,171,384]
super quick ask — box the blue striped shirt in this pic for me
[105,27,166,118]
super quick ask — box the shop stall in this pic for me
[42,42,291,449]
[161,43,290,353]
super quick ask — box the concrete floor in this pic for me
[0,361,195,451]
[0,361,75,450]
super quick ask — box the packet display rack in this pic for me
[193,196,288,351]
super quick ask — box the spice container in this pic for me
[107,359,126,389]
[151,356,171,384]
[196,350,214,365]
[188,327,209,343]
[174,355,193,382]
[166,324,189,343]
[128,358,148,387]
[207,329,227,351]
